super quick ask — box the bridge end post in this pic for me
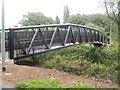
[9,28,14,59]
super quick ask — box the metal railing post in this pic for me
[9,28,14,59]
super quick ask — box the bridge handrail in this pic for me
[4,23,108,42]
[1,23,109,43]
[0,24,108,42]
[4,23,104,32]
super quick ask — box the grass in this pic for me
[16,78,94,89]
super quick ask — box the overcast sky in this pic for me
[0,0,105,28]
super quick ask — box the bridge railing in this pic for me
[4,24,108,59]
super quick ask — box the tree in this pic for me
[66,13,118,41]
[104,1,120,85]
[55,16,60,24]
[19,12,55,26]
[104,0,120,25]
[66,14,86,25]
[104,0,120,43]
[63,5,70,23]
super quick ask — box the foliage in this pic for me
[19,12,55,26]
[104,0,120,47]
[16,78,93,89]
[66,13,118,41]
[66,14,86,25]
[104,0,120,25]
[55,16,60,24]
[63,5,70,23]
[85,23,105,34]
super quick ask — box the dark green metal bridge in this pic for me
[4,24,108,59]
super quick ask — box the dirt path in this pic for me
[2,64,118,88]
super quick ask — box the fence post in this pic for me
[9,28,14,59]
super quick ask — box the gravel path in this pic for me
[2,64,118,88]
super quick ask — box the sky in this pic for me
[0,0,105,28]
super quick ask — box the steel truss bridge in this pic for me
[4,24,108,59]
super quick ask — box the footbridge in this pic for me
[4,24,108,59]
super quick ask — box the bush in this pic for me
[43,58,117,83]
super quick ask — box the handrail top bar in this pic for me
[4,23,100,31]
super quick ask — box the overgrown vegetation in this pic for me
[16,78,94,89]
[19,42,118,84]
[35,43,118,84]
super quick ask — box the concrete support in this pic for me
[92,43,103,48]
[0,59,14,65]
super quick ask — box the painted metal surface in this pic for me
[4,24,107,59]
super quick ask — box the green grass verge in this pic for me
[16,78,94,89]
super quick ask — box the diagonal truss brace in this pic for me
[64,26,75,45]
[27,28,49,54]
[38,28,49,49]
[49,27,64,48]
[27,29,38,54]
